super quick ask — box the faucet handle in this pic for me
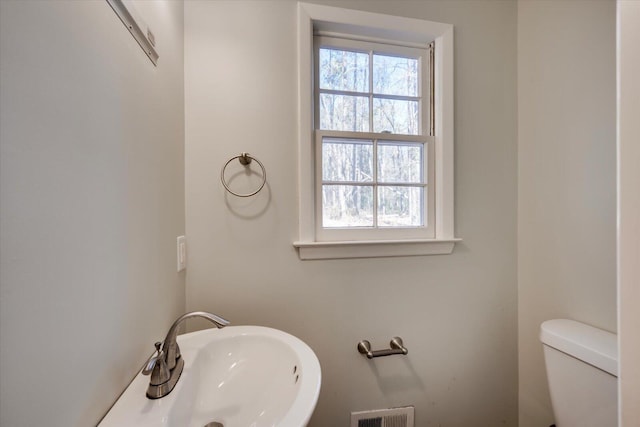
[142,342,162,374]
[142,342,170,385]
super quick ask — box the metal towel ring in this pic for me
[220,152,266,197]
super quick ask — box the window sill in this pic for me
[293,238,461,260]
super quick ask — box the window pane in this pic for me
[320,93,370,132]
[323,138,373,182]
[377,186,424,227]
[377,142,423,183]
[373,98,419,135]
[373,54,419,97]
[323,185,373,227]
[319,48,369,93]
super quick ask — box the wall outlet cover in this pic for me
[177,235,186,272]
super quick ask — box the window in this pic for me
[295,3,458,260]
[315,37,434,241]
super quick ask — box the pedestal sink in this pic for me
[99,326,321,427]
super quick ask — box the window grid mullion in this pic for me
[368,49,374,146]
[373,138,378,228]
[322,181,426,187]
[318,88,370,97]
[318,129,431,143]
[429,42,435,137]
[322,181,374,186]
[319,88,420,102]
[369,49,377,228]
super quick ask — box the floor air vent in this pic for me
[351,406,414,427]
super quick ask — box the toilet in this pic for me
[540,319,618,427]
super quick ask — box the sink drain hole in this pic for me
[204,422,224,427]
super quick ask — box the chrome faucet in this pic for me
[142,311,230,399]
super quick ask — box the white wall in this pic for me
[0,1,185,425]
[517,1,617,426]
[185,1,517,425]
[617,1,640,425]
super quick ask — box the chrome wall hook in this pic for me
[357,337,408,359]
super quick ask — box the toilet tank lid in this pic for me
[540,319,618,376]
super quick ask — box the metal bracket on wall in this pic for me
[107,0,159,65]
[357,337,408,359]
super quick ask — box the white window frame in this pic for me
[315,37,435,242]
[294,2,459,260]
[316,131,435,241]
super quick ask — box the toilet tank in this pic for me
[540,319,618,427]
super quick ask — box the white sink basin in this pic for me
[99,326,321,427]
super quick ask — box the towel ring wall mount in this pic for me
[221,152,267,197]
